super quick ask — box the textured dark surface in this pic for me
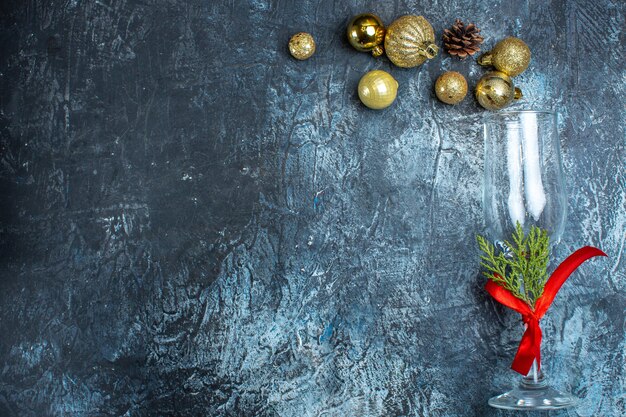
[0,1,624,416]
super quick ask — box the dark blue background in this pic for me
[0,1,624,416]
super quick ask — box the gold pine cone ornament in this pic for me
[435,71,468,105]
[478,37,531,77]
[347,14,386,57]
[475,71,523,110]
[358,70,398,110]
[442,19,483,58]
[385,15,439,68]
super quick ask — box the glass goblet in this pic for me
[483,110,575,410]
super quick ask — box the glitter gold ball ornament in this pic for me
[435,71,468,105]
[347,13,386,57]
[288,32,316,60]
[358,70,398,110]
[475,71,523,110]
[384,15,439,68]
[478,37,531,77]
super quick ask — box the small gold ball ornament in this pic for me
[475,71,523,110]
[358,70,398,110]
[289,32,316,60]
[435,71,468,105]
[384,15,439,68]
[347,13,386,57]
[478,37,531,77]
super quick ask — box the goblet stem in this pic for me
[521,359,545,389]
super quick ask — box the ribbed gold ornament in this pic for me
[347,13,386,57]
[478,37,531,77]
[475,71,523,110]
[435,71,468,105]
[358,70,398,110]
[384,15,439,68]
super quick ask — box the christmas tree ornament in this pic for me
[347,13,386,57]
[442,18,484,59]
[288,32,316,60]
[384,15,439,68]
[478,37,531,77]
[357,70,398,110]
[435,71,468,105]
[475,71,523,110]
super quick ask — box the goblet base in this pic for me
[488,373,577,410]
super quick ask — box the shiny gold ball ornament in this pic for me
[435,71,468,105]
[478,37,531,77]
[384,15,439,68]
[358,70,398,110]
[288,32,316,60]
[347,13,386,57]
[475,71,523,110]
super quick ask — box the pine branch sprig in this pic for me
[477,234,522,297]
[477,223,551,308]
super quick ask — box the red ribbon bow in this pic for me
[485,246,607,375]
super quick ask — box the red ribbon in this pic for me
[485,246,607,375]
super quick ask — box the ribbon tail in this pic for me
[535,246,608,316]
[485,280,538,375]
[485,280,533,314]
[511,319,541,375]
